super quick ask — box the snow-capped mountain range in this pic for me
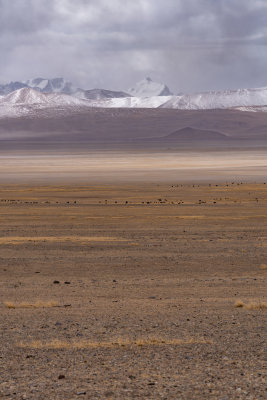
[0,78,73,96]
[0,87,90,119]
[0,76,171,98]
[2,87,87,106]
[161,87,267,110]
[0,77,267,118]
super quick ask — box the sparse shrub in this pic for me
[245,302,267,310]
[235,300,244,308]
[235,300,267,310]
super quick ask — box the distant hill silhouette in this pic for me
[160,127,228,141]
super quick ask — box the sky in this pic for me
[0,0,267,94]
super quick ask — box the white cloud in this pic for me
[0,0,266,92]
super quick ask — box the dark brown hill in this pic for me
[0,108,267,146]
[161,127,227,141]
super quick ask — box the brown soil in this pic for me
[0,183,266,399]
[1,107,267,141]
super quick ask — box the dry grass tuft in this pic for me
[0,236,127,245]
[4,301,60,309]
[245,302,267,310]
[235,300,267,310]
[260,264,267,270]
[234,300,245,308]
[18,337,212,350]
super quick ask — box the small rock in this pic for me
[53,280,60,284]
[58,375,65,380]
[64,281,71,285]
[77,391,86,395]
[104,392,114,398]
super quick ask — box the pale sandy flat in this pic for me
[0,150,267,183]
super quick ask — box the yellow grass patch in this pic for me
[245,302,267,310]
[4,301,60,309]
[260,264,267,270]
[156,216,205,220]
[235,300,267,310]
[0,236,128,245]
[156,215,262,221]
[234,300,245,308]
[18,337,212,349]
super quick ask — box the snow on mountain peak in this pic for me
[1,78,267,118]
[161,86,267,110]
[127,78,173,98]
[2,87,49,105]
[25,77,74,94]
[0,87,91,118]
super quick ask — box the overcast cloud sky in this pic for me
[0,0,267,93]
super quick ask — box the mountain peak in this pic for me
[25,77,74,94]
[0,87,90,108]
[3,87,45,104]
[127,78,173,98]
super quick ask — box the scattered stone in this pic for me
[104,391,114,398]
[53,280,60,284]
[58,375,65,380]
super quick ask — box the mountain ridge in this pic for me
[0,78,267,118]
[0,76,172,99]
[127,77,173,97]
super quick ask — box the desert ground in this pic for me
[0,107,266,398]
[0,182,266,399]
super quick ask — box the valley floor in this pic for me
[0,183,266,399]
[0,147,267,183]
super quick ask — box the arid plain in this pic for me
[0,108,267,398]
[0,182,266,399]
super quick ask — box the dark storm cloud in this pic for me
[0,0,266,93]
